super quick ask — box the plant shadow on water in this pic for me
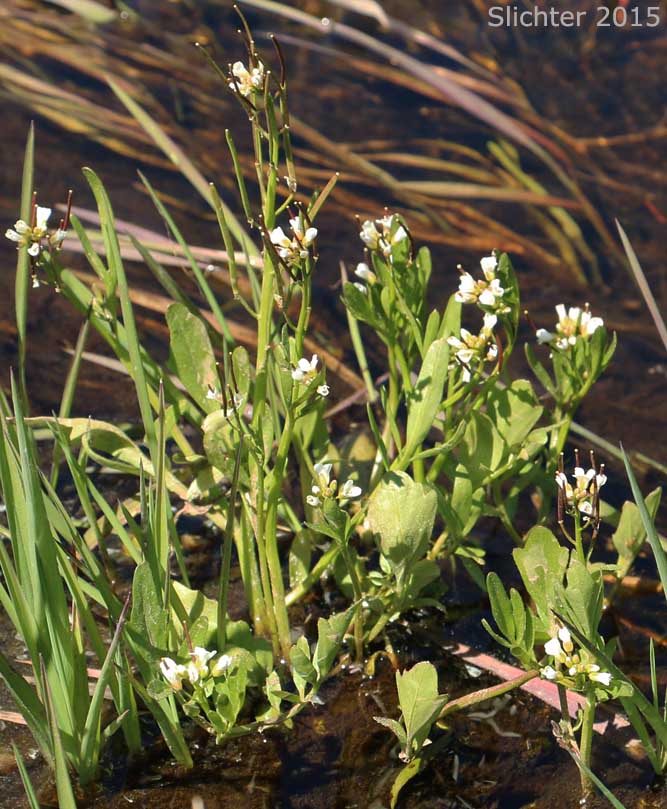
[1,1,667,807]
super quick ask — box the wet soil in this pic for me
[2,1,667,806]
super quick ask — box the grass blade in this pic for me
[15,123,34,409]
[616,220,667,353]
[621,444,667,596]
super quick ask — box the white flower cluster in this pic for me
[359,214,408,262]
[455,254,508,313]
[447,312,498,382]
[270,217,317,267]
[536,304,604,350]
[306,462,361,507]
[541,626,612,689]
[556,464,606,517]
[292,354,329,398]
[228,60,265,97]
[159,647,233,691]
[6,206,65,261]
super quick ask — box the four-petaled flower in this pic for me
[187,646,217,683]
[455,254,507,312]
[270,217,317,267]
[306,462,361,507]
[359,214,408,262]
[159,657,188,691]
[6,206,64,257]
[447,313,498,381]
[540,625,613,691]
[292,354,329,398]
[536,303,604,350]
[229,60,265,97]
[160,648,236,690]
[556,462,606,518]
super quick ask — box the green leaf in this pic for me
[513,527,568,627]
[313,609,353,681]
[13,745,41,809]
[166,303,220,414]
[611,488,661,564]
[367,472,437,567]
[401,338,450,462]
[485,380,542,450]
[390,756,426,809]
[396,662,447,758]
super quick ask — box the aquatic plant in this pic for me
[2,13,666,809]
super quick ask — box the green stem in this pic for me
[264,417,295,658]
[579,694,596,799]
[439,669,539,719]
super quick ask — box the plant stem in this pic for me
[439,669,539,719]
[578,694,596,799]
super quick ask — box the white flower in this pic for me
[589,670,612,687]
[353,282,367,294]
[544,636,563,658]
[159,657,188,691]
[455,272,477,304]
[447,313,498,381]
[211,654,234,677]
[541,665,558,681]
[557,462,606,518]
[292,354,319,382]
[340,479,362,499]
[314,463,332,487]
[538,303,604,349]
[358,214,408,262]
[188,647,216,682]
[454,254,506,311]
[229,60,265,97]
[557,626,573,647]
[480,254,498,278]
[359,220,380,250]
[6,206,53,257]
[306,494,321,507]
[354,262,376,283]
[270,218,317,265]
[317,384,330,397]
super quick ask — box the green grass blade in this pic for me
[15,123,35,409]
[40,658,78,804]
[12,745,41,809]
[137,171,233,344]
[616,220,667,353]
[621,444,667,596]
[82,168,157,460]
[79,595,131,781]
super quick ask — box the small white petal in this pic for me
[317,384,330,397]
[5,229,21,243]
[544,637,562,657]
[536,329,554,344]
[541,665,558,681]
[27,242,41,257]
[480,254,497,278]
[35,206,51,230]
[557,627,571,645]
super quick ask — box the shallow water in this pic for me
[1,1,667,806]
